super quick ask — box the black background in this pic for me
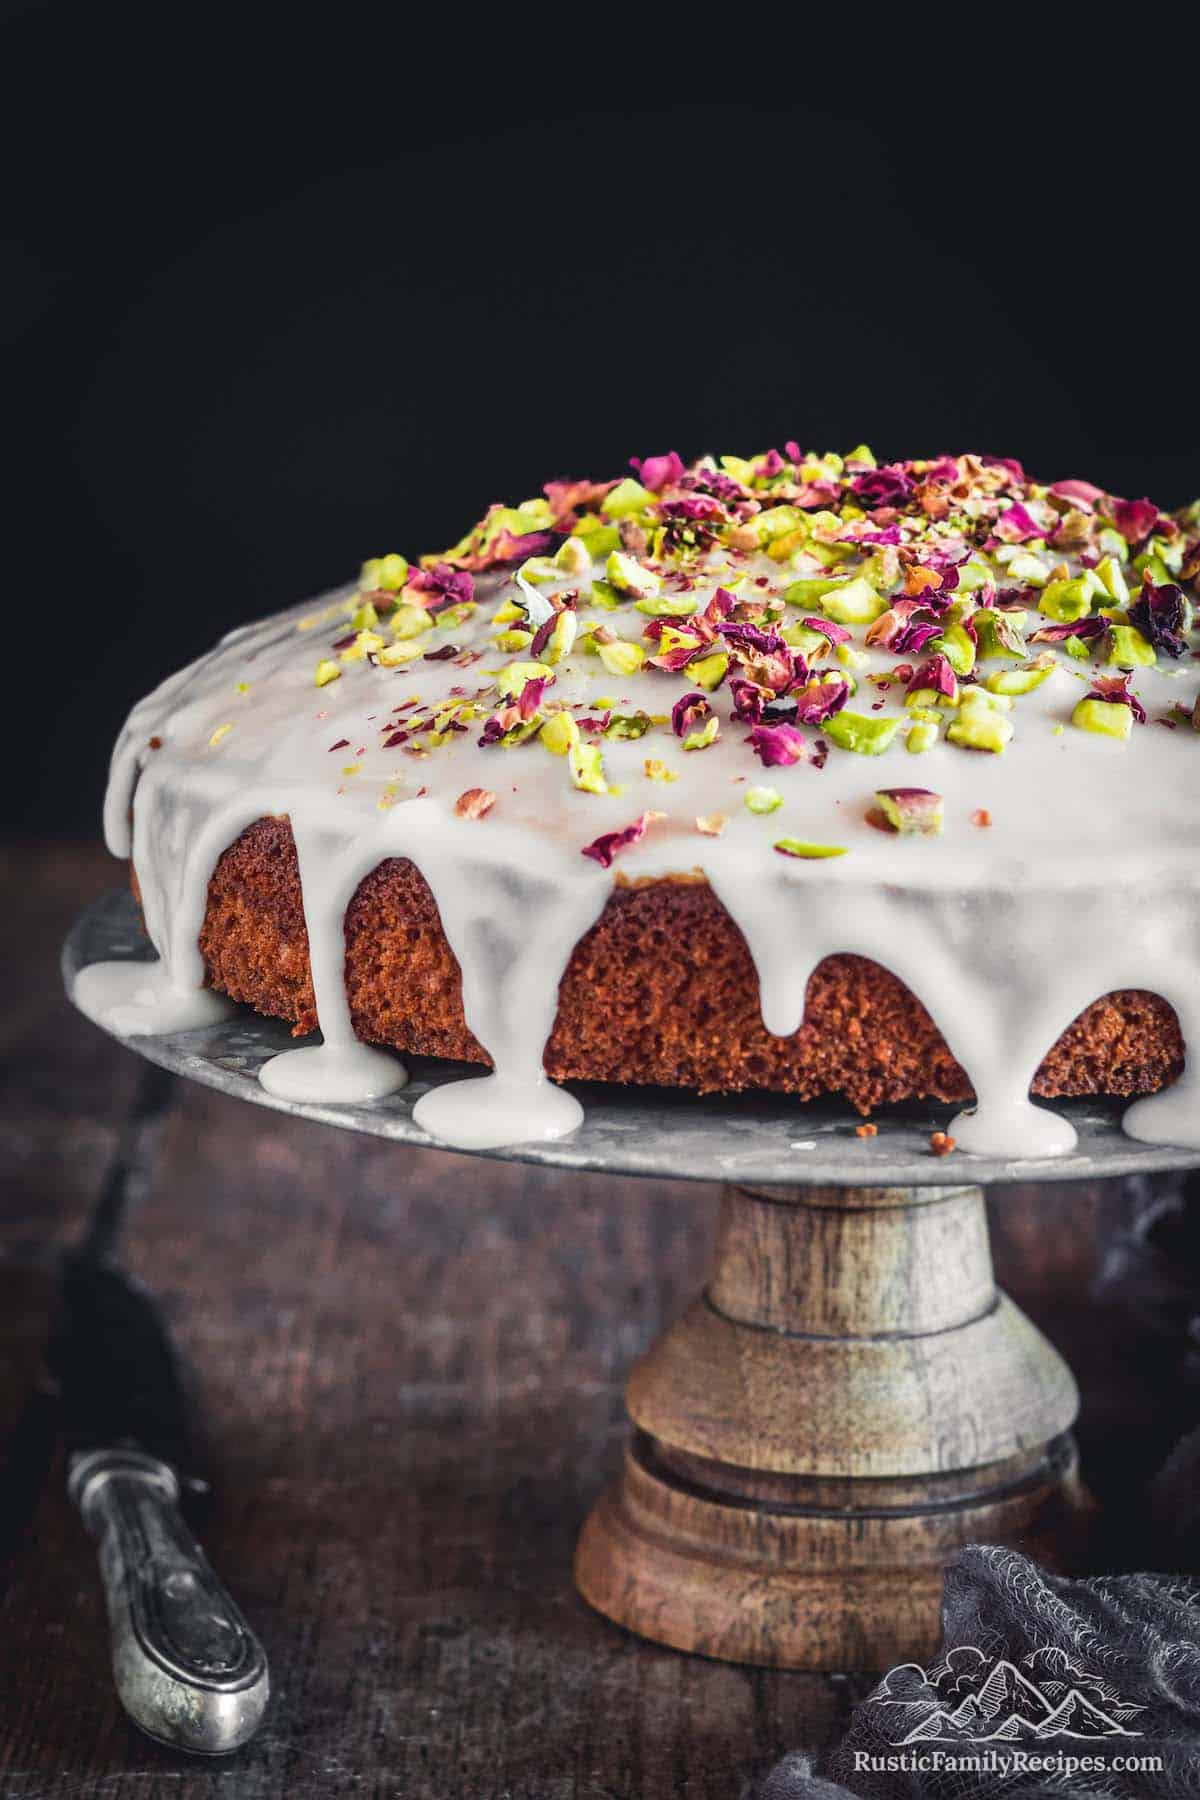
[8,6,1199,837]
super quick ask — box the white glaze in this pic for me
[83,532,1200,1157]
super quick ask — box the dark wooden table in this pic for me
[1,843,1191,1798]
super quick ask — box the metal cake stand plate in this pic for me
[65,890,1198,1189]
[62,890,1197,1671]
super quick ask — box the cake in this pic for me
[75,446,1200,1156]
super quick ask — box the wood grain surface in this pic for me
[0,843,1188,1798]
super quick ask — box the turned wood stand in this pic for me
[575,1181,1091,1670]
[70,891,1191,1688]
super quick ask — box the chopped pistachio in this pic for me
[605,549,662,600]
[930,622,977,677]
[340,629,385,662]
[208,722,233,746]
[597,639,646,677]
[375,642,422,667]
[836,642,869,671]
[569,740,607,793]
[1004,551,1050,587]
[391,603,435,640]
[875,787,944,835]
[636,593,699,617]
[517,556,559,584]
[1105,624,1156,669]
[601,477,655,519]
[683,714,721,752]
[695,813,728,836]
[1071,697,1133,740]
[1039,574,1099,623]
[496,660,554,700]
[946,708,1013,753]
[350,599,380,630]
[823,712,901,755]
[643,758,678,782]
[361,552,408,591]
[544,611,577,664]
[493,629,534,653]
[818,576,887,627]
[315,659,342,687]
[554,535,592,575]
[604,711,653,740]
[745,785,784,814]
[774,839,848,859]
[783,575,852,606]
[972,610,1027,661]
[689,651,730,691]
[539,711,580,756]
[1094,555,1130,604]
[906,721,939,753]
[985,662,1054,696]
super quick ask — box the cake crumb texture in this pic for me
[178,816,1183,1112]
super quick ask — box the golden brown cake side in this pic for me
[156,816,1185,1113]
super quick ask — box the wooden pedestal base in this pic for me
[575,1182,1093,1670]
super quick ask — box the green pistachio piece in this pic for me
[782,624,834,658]
[601,478,655,519]
[953,558,995,593]
[496,660,553,700]
[597,639,646,676]
[773,839,848,859]
[573,520,622,558]
[744,786,784,814]
[690,651,729,691]
[823,711,901,755]
[984,663,1054,696]
[635,594,699,617]
[361,552,409,591]
[1094,555,1130,604]
[1071,697,1133,740]
[554,536,592,575]
[946,708,1013,753]
[604,711,653,740]
[1105,624,1156,669]
[544,611,577,664]
[1097,526,1129,563]
[930,623,976,677]
[1063,635,1093,661]
[783,575,852,606]
[906,720,939,753]
[1039,575,1099,623]
[818,576,887,627]
[907,686,958,711]
[391,602,435,640]
[1004,551,1050,587]
[972,610,1027,661]
[606,550,662,600]
[540,712,580,755]
[568,740,608,793]
[683,715,721,751]
[1133,552,1171,585]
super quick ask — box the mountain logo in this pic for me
[869,1645,1145,1746]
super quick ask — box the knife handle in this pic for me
[68,1447,269,1754]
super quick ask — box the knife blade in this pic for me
[49,1249,270,1754]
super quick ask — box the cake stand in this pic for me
[64,891,1197,1672]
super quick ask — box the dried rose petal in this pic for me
[671,690,711,738]
[746,722,810,767]
[580,811,662,869]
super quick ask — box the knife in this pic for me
[49,1245,270,1754]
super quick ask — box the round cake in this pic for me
[76,446,1200,1156]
